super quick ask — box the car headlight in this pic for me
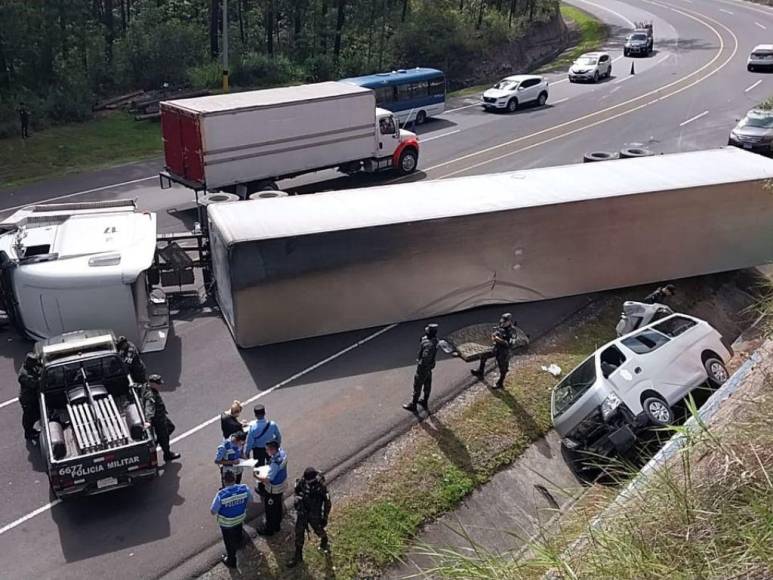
[729,131,740,140]
[601,392,622,421]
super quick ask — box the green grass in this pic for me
[0,112,162,189]
[535,5,608,73]
[448,3,606,99]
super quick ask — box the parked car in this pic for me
[481,74,549,112]
[569,52,612,83]
[728,108,773,156]
[551,313,731,461]
[624,30,653,57]
[748,44,773,72]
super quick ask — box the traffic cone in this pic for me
[630,61,635,75]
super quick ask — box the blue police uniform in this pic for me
[245,417,282,466]
[258,448,288,535]
[215,438,244,486]
[210,483,252,567]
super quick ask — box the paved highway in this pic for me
[0,0,771,578]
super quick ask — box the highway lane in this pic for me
[0,0,771,578]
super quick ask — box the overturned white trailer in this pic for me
[207,147,773,347]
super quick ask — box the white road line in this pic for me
[656,54,671,65]
[719,8,733,14]
[573,0,636,28]
[613,75,636,84]
[679,110,709,126]
[745,80,762,93]
[0,176,156,214]
[444,102,480,114]
[0,396,19,409]
[422,130,461,142]
[0,322,400,536]
[552,97,569,105]
[756,22,767,30]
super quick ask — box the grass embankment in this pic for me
[442,4,608,98]
[0,112,161,189]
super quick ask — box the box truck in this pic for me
[159,81,420,195]
[205,147,773,347]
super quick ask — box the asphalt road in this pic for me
[0,0,771,578]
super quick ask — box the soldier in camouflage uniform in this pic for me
[471,313,515,389]
[117,335,147,384]
[403,323,439,412]
[18,353,42,442]
[287,467,332,568]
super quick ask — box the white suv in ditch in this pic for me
[481,74,549,112]
[552,313,732,459]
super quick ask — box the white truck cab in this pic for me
[371,107,418,174]
[0,200,169,352]
[552,313,731,458]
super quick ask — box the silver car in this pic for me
[569,52,612,83]
[748,44,773,72]
[728,108,773,156]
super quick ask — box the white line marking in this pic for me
[0,176,156,214]
[679,110,709,126]
[745,80,762,93]
[0,323,399,536]
[656,54,670,65]
[0,396,19,409]
[552,97,569,105]
[422,130,461,142]
[756,22,767,30]
[719,8,733,14]
[613,75,636,84]
[444,102,480,114]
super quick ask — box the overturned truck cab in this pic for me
[0,200,169,352]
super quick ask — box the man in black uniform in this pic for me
[140,374,180,462]
[643,284,675,305]
[403,323,439,412]
[117,335,147,384]
[288,467,332,568]
[471,313,515,389]
[18,353,42,443]
[17,102,30,138]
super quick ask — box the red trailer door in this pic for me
[161,104,205,187]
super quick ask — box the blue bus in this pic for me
[340,67,445,126]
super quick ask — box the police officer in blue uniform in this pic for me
[215,430,247,487]
[403,323,439,412]
[245,404,282,467]
[256,440,288,536]
[471,313,515,389]
[210,470,252,568]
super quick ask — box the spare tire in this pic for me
[248,191,289,200]
[620,147,654,159]
[198,192,240,206]
[49,421,67,460]
[583,151,619,163]
[125,403,145,441]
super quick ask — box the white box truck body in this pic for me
[160,82,419,194]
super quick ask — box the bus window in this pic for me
[429,77,445,96]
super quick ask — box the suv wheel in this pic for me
[704,357,729,388]
[593,71,599,83]
[607,65,612,78]
[507,98,518,113]
[537,92,548,106]
[643,396,674,426]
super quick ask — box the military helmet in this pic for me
[424,323,439,338]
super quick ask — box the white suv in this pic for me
[569,52,612,83]
[481,74,549,112]
[552,313,731,459]
[748,44,773,72]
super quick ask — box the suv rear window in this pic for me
[654,316,697,338]
[621,329,669,354]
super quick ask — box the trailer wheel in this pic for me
[619,147,654,159]
[583,151,619,163]
[397,148,418,175]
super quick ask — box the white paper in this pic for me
[236,458,259,468]
[254,465,270,478]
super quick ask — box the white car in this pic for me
[552,313,732,457]
[748,44,773,72]
[568,52,612,83]
[481,74,549,112]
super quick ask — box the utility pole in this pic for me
[222,0,229,92]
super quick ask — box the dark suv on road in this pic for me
[728,109,773,156]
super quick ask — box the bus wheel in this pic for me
[397,149,418,175]
[416,110,427,125]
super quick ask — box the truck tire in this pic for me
[248,191,289,200]
[583,151,619,163]
[125,403,145,441]
[619,147,654,159]
[397,148,418,175]
[48,421,67,460]
[643,395,674,426]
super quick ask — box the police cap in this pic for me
[148,374,164,384]
[253,404,266,417]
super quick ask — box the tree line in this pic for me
[0,0,559,136]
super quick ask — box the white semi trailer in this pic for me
[206,147,773,347]
[159,81,420,196]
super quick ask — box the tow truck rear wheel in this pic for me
[397,148,418,175]
[643,396,674,426]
